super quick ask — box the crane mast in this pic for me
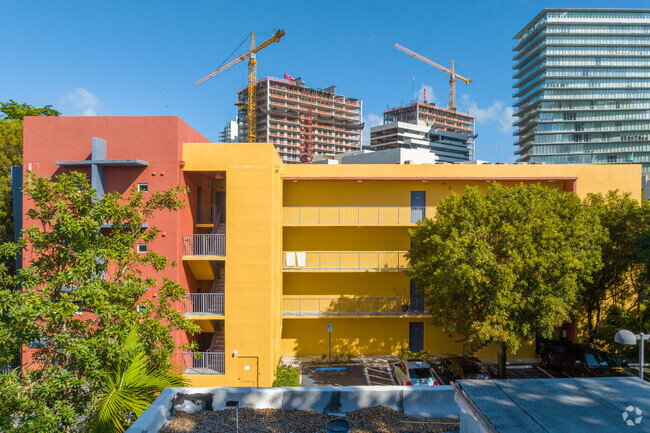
[248,33,257,142]
[394,43,471,110]
[195,29,285,142]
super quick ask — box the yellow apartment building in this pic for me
[22,117,642,388]
[181,141,641,387]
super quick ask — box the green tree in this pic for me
[407,183,606,378]
[580,191,650,341]
[0,100,61,272]
[0,171,199,432]
[92,328,187,433]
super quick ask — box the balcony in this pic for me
[283,251,409,271]
[283,297,426,317]
[283,206,436,225]
[183,234,225,257]
[183,293,224,317]
[182,352,225,375]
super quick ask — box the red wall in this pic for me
[22,116,210,367]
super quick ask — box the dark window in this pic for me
[408,368,433,379]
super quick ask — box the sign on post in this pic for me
[327,324,333,364]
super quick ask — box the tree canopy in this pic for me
[0,171,199,432]
[0,100,61,120]
[580,191,650,341]
[407,183,606,357]
[0,100,60,272]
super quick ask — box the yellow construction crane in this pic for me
[394,43,471,111]
[195,29,285,142]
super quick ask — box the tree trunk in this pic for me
[498,340,507,379]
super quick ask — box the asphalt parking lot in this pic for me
[301,365,368,386]
[293,355,650,387]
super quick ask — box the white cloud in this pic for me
[413,84,439,105]
[361,112,383,146]
[461,94,514,134]
[61,88,99,116]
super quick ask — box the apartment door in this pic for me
[411,191,426,223]
[238,357,258,387]
[409,322,424,353]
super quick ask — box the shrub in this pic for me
[272,365,300,387]
[398,348,436,364]
[308,352,357,365]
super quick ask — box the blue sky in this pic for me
[2,0,648,162]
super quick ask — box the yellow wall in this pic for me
[183,143,283,387]
[282,163,642,201]
[280,318,536,359]
[181,143,641,386]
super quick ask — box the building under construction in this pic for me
[236,76,363,163]
[371,102,476,162]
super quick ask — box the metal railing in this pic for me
[282,251,410,270]
[182,352,225,375]
[283,206,436,225]
[183,293,224,316]
[2,359,20,375]
[283,297,425,316]
[183,234,226,256]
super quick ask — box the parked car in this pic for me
[392,359,439,386]
[540,339,630,377]
[440,356,491,381]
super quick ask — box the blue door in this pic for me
[411,191,426,223]
[409,322,424,352]
[410,279,424,312]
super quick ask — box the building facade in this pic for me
[513,9,650,193]
[371,102,476,162]
[21,116,641,387]
[219,120,238,142]
[236,77,363,163]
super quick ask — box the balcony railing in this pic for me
[183,234,225,256]
[182,352,225,375]
[183,293,224,316]
[283,297,425,316]
[283,251,410,270]
[283,206,436,225]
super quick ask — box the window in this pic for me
[137,305,147,313]
[137,244,148,253]
[137,183,148,193]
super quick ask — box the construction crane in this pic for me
[195,29,285,142]
[394,43,471,111]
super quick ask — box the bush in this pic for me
[272,365,300,387]
[308,352,357,365]
[398,348,436,364]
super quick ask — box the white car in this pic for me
[392,359,439,386]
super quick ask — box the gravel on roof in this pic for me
[159,406,458,433]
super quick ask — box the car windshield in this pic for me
[584,353,620,368]
[409,368,432,379]
[461,363,486,375]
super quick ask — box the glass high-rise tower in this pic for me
[513,9,650,194]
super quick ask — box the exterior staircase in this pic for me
[463,340,490,357]
[209,321,225,352]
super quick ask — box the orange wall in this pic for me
[22,116,209,367]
